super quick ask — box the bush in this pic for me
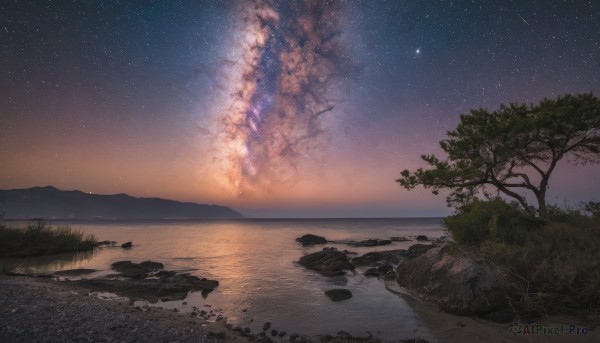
[0,221,97,257]
[480,216,600,313]
[443,198,543,245]
[447,199,600,314]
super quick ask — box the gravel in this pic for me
[0,275,247,343]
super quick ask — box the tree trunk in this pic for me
[537,192,548,218]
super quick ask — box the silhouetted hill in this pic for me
[0,186,243,220]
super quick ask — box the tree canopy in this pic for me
[397,93,600,218]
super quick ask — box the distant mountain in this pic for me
[0,186,243,220]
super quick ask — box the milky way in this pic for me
[3,0,599,217]
[211,0,355,196]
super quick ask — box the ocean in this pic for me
[3,218,445,341]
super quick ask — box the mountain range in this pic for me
[0,186,243,220]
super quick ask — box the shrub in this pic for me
[448,199,600,314]
[443,198,543,245]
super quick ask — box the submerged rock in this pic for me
[396,244,509,316]
[73,260,218,302]
[74,273,218,303]
[325,289,352,302]
[415,235,428,241]
[121,241,132,248]
[390,236,411,242]
[111,260,164,279]
[298,248,354,276]
[295,234,328,246]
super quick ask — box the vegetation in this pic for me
[397,93,600,316]
[397,93,600,218]
[446,200,600,314]
[0,221,97,258]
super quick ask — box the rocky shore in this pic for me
[0,274,243,343]
[3,231,598,343]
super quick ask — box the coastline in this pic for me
[2,274,598,342]
[0,275,246,343]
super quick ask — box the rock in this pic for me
[324,289,352,302]
[377,263,394,275]
[110,261,164,279]
[390,236,411,242]
[262,322,271,331]
[271,330,278,336]
[121,241,132,248]
[295,234,327,246]
[351,250,408,266]
[278,332,286,337]
[298,248,354,276]
[53,269,97,276]
[364,268,380,277]
[396,244,509,316]
[415,235,428,241]
[347,239,392,247]
[244,327,251,334]
[407,244,435,258]
[73,270,218,303]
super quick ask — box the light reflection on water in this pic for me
[1,218,444,341]
[1,249,95,274]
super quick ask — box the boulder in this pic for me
[377,263,394,275]
[325,289,353,302]
[415,235,428,241]
[121,241,132,248]
[396,244,509,316]
[298,248,354,276]
[407,244,435,258]
[295,234,327,246]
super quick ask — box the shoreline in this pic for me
[3,275,598,343]
[394,287,599,342]
[0,275,247,343]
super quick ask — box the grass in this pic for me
[0,221,97,258]
[445,199,600,316]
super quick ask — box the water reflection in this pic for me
[1,219,444,341]
[0,249,95,274]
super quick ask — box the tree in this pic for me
[397,93,600,218]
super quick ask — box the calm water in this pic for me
[3,218,445,341]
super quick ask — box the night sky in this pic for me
[1,1,599,217]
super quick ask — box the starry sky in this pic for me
[1,0,599,218]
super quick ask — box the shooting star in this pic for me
[518,14,529,26]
